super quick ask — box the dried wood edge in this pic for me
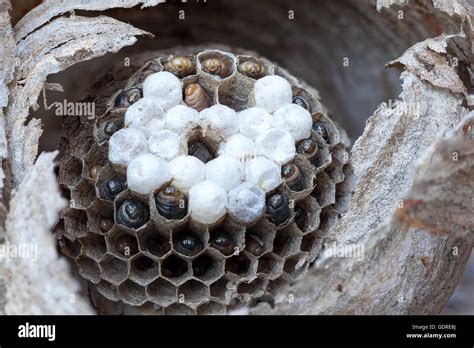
[14,0,165,43]
[250,31,473,314]
[4,15,150,188]
[0,0,14,198]
[1,151,93,314]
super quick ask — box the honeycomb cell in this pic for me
[272,226,303,258]
[210,277,232,303]
[138,229,171,258]
[97,115,125,142]
[99,254,129,285]
[196,301,226,315]
[217,73,254,111]
[172,230,206,257]
[76,255,100,283]
[70,124,94,158]
[71,179,96,209]
[90,288,124,315]
[96,280,119,301]
[146,278,177,306]
[238,276,266,298]
[267,277,290,299]
[312,171,336,208]
[58,236,81,258]
[82,143,109,180]
[118,280,147,306]
[86,199,114,234]
[107,228,139,259]
[63,208,88,239]
[294,195,321,233]
[257,253,284,280]
[192,252,225,284]
[225,252,256,279]
[208,225,244,257]
[178,280,209,306]
[123,302,163,315]
[284,253,310,280]
[114,191,150,230]
[58,157,82,187]
[79,233,107,261]
[309,134,331,171]
[244,227,275,257]
[96,165,127,201]
[300,232,319,254]
[197,50,236,79]
[164,303,195,315]
[161,254,191,283]
[130,254,160,286]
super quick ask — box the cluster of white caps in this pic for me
[108,71,313,225]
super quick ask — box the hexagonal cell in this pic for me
[58,157,82,187]
[208,223,244,257]
[177,280,209,306]
[57,136,71,160]
[301,232,319,254]
[90,287,123,315]
[99,254,129,286]
[210,277,232,303]
[294,195,321,233]
[164,303,195,315]
[97,114,125,141]
[79,234,107,261]
[63,208,88,239]
[257,253,284,280]
[130,254,160,286]
[71,179,96,209]
[312,171,336,208]
[267,277,290,300]
[123,302,163,315]
[107,228,139,259]
[172,229,206,257]
[86,199,114,234]
[192,252,225,284]
[196,301,226,315]
[70,124,94,158]
[161,254,191,283]
[197,50,236,79]
[225,252,256,279]
[82,143,108,180]
[58,237,81,258]
[96,280,119,301]
[114,191,150,230]
[327,160,345,187]
[146,278,177,307]
[96,165,127,201]
[118,280,147,306]
[284,253,310,280]
[217,72,254,112]
[76,255,100,283]
[319,207,339,235]
[272,226,303,258]
[244,227,275,257]
[138,229,171,258]
[238,277,266,298]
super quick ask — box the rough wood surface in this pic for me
[1,152,93,314]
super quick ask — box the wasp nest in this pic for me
[55,47,350,315]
